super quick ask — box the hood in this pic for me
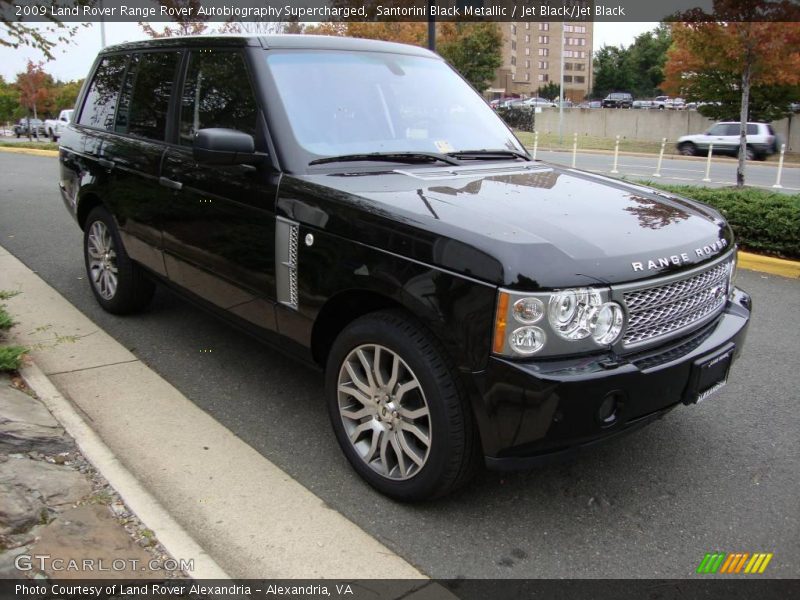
[281,163,732,290]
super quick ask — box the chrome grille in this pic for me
[621,259,732,347]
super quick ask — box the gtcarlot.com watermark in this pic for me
[14,553,194,573]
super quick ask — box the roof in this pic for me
[101,34,438,59]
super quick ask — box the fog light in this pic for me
[509,326,546,355]
[597,393,620,425]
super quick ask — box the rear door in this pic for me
[159,48,279,332]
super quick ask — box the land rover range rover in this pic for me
[59,36,751,501]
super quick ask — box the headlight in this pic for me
[548,288,603,340]
[493,288,626,357]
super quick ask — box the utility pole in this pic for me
[558,21,565,143]
[100,0,106,48]
[427,0,436,52]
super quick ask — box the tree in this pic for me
[15,60,55,138]
[139,0,211,38]
[536,82,561,100]
[592,24,672,99]
[438,23,502,94]
[52,79,84,112]
[1,0,88,60]
[592,46,633,98]
[0,75,20,126]
[665,2,800,187]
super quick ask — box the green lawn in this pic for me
[0,140,59,151]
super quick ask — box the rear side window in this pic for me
[79,55,127,130]
[724,124,741,136]
[115,51,179,141]
[746,124,758,135]
[179,50,258,146]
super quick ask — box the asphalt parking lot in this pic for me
[1,152,798,578]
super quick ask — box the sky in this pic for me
[0,21,657,82]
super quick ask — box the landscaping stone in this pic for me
[30,504,163,579]
[0,479,43,535]
[0,456,91,507]
[0,384,71,454]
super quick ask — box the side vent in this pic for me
[276,217,299,310]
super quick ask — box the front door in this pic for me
[160,48,279,332]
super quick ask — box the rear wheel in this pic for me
[325,311,479,501]
[83,206,155,314]
[678,142,697,156]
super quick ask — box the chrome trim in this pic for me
[612,250,735,351]
[276,217,299,310]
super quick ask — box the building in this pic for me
[489,21,594,102]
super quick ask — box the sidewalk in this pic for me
[0,245,424,581]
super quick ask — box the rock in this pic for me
[0,383,72,454]
[30,505,163,579]
[0,458,91,508]
[0,544,33,578]
[0,481,44,535]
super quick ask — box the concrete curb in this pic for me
[19,361,233,581]
[0,146,59,157]
[738,250,800,279]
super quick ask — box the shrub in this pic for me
[496,106,536,132]
[643,185,800,259]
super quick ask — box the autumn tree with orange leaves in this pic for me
[16,60,55,138]
[664,1,800,187]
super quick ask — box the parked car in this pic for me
[520,97,556,108]
[632,100,654,109]
[60,35,751,501]
[602,92,633,108]
[676,122,779,160]
[44,109,74,141]
[13,118,45,138]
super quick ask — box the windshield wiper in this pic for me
[446,149,531,161]
[309,152,460,166]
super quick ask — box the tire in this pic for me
[325,310,479,501]
[678,142,697,156]
[83,206,155,314]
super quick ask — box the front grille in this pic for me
[621,259,732,347]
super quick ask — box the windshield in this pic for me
[265,50,524,162]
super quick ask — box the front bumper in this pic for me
[468,288,752,469]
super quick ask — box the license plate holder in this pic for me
[684,343,734,405]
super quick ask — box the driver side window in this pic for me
[179,50,258,146]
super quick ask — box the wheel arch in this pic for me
[76,192,105,231]
[310,289,407,367]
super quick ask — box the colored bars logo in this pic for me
[696,552,773,574]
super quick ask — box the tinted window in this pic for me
[707,124,727,136]
[116,51,179,141]
[79,55,127,130]
[725,124,742,136]
[179,50,257,146]
[746,124,758,135]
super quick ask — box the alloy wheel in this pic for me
[337,344,432,480]
[86,220,118,300]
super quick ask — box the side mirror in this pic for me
[193,128,262,166]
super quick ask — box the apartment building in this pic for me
[489,21,594,102]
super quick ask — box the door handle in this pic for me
[159,176,183,191]
[97,158,115,170]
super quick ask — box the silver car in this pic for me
[676,122,778,160]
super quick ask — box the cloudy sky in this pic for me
[0,21,657,82]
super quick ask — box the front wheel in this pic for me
[83,206,155,314]
[325,311,479,501]
[678,142,697,156]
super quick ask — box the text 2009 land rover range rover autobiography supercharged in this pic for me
[59,36,751,500]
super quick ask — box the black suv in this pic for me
[602,92,634,108]
[59,36,751,501]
